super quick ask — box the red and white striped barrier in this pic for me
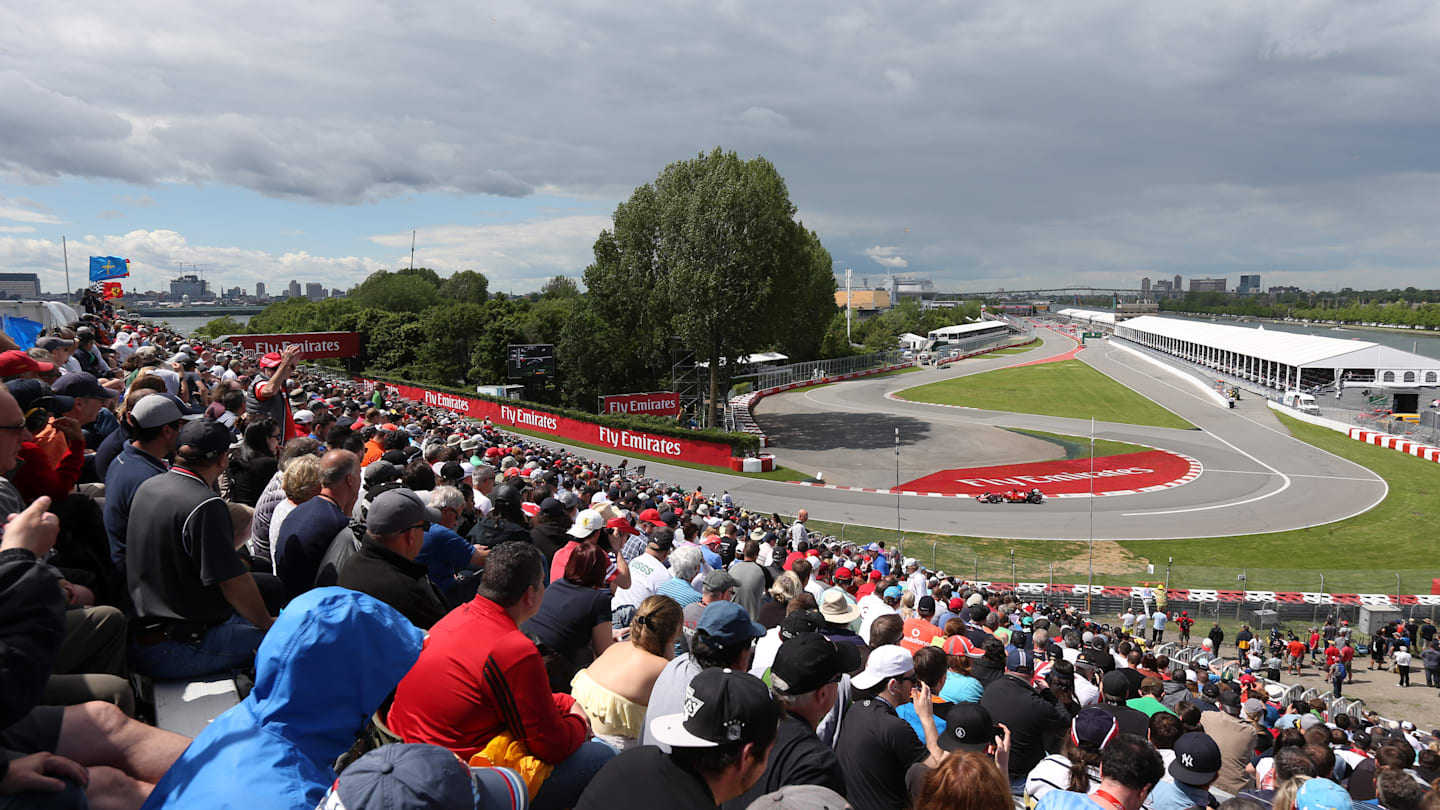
[954,582,1440,607]
[1347,428,1440,463]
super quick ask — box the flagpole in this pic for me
[1086,416,1095,613]
[62,237,71,304]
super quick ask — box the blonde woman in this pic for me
[267,454,322,552]
[570,595,683,751]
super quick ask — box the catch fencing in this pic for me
[756,351,908,392]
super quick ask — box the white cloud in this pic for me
[366,214,612,292]
[119,194,155,206]
[0,197,62,225]
[0,226,34,233]
[883,67,915,93]
[864,245,909,269]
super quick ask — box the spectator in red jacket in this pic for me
[6,380,85,504]
[387,541,615,810]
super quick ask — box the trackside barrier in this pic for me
[1346,427,1440,464]
[729,364,914,448]
[949,582,1440,608]
[934,337,1039,367]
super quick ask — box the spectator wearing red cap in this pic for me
[0,349,55,380]
[939,636,985,704]
[857,569,882,600]
[245,344,302,445]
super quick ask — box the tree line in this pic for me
[1159,290,1440,329]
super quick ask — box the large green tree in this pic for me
[349,269,441,312]
[439,270,490,305]
[579,148,834,426]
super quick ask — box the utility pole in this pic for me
[845,268,853,343]
[894,427,902,553]
[62,237,71,304]
[410,230,416,271]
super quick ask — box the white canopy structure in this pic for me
[1054,308,1117,330]
[1113,315,1440,390]
[926,321,1010,343]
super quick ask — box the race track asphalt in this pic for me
[523,329,1389,541]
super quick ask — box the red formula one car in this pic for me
[975,488,1045,504]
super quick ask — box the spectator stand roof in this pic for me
[1054,308,1116,326]
[1116,315,1440,374]
[927,321,1010,340]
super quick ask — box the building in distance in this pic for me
[0,273,41,299]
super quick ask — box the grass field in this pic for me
[896,359,1196,430]
[786,414,1440,593]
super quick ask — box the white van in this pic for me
[1282,390,1320,415]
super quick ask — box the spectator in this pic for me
[1200,689,1258,794]
[756,571,804,630]
[729,539,769,619]
[127,419,275,679]
[682,570,739,650]
[1095,670,1152,737]
[0,494,192,810]
[939,635,985,704]
[524,543,615,689]
[571,595,683,751]
[642,601,766,752]
[1025,708,1118,804]
[1149,732,1222,810]
[1034,733,1165,810]
[1148,712,1185,773]
[226,417,281,507]
[387,541,614,810]
[103,393,192,577]
[314,743,529,810]
[466,484,532,548]
[916,751,1013,810]
[1421,641,1440,689]
[721,631,859,809]
[835,645,945,810]
[40,372,118,465]
[416,485,487,596]
[248,436,323,574]
[1151,610,1167,644]
[656,545,705,608]
[981,648,1069,792]
[611,527,675,629]
[530,496,573,568]
[336,488,449,629]
[897,646,953,741]
[576,669,780,810]
[1394,645,1412,687]
[244,345,302,444]
[273,449,361,599]
[7,380,85,504]
[267,454,322,558]
[142,588,424,810]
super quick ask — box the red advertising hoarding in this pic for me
[224,331,362,360]
[355,377,735,467]
[599,391,681,418]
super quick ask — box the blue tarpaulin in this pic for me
[2,315,43,350]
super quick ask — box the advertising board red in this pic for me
[599,391,681,418]
[354,377,735,467]
[224,331,362,360]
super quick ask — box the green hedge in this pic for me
[356,370,760,455]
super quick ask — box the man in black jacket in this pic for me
[979,647,1069,794]
[338,489,448,629]
[467,484,531,548]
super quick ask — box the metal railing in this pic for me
[755,350,908,391]
[932,332,1029,362]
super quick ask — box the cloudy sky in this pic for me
[3,0,1439,298]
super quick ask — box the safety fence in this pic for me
[755,351,907,392]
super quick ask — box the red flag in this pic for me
[101,282,124,300]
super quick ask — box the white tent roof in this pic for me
[928,321,1008,338]
[1117,316,1440,370]
[1055,308,1115,325]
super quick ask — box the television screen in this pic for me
[507,344,555,379]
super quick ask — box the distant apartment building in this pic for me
[226,286,243,300]
[330,288,344,299]
[1173,274,1182,292]
[1140,277,1151,296]
[1236,274,1261,295]
[169,274,211,299]
[1152,279,1174,298]
[0,273,41,299]
[1189,277,1227,293]
[287,280,301,298]
[255,282,267,297]
[1268,286,1303,295]
[305,283,325,301]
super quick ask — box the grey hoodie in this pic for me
[1161,678,1192,710]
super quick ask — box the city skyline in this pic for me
[4,3,1440,296]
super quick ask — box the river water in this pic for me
[1160,313,1440,362]
[147,314,252,335]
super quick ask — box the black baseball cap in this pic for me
[917,595,936,615]
[51,372,119,401]
[779,610,825,641]
[177,419,232,460]
[1169,732,1221,785]
[649,668,780,749]
[1100,670,1131,700]
[770,632,862,696]
[939,703,999,752]
[6,379,71,417]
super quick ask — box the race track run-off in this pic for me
[897,449,1199,498]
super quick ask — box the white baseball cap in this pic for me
[851,645,914,691]
[567,509,606,538]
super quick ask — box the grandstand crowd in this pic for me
[4,310,1440,810]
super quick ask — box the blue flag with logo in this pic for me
[88,256,129,282]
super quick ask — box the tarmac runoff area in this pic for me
[736,327,1389,540]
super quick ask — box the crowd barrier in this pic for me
[954,582,1440,607]
[355,377,739,467]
